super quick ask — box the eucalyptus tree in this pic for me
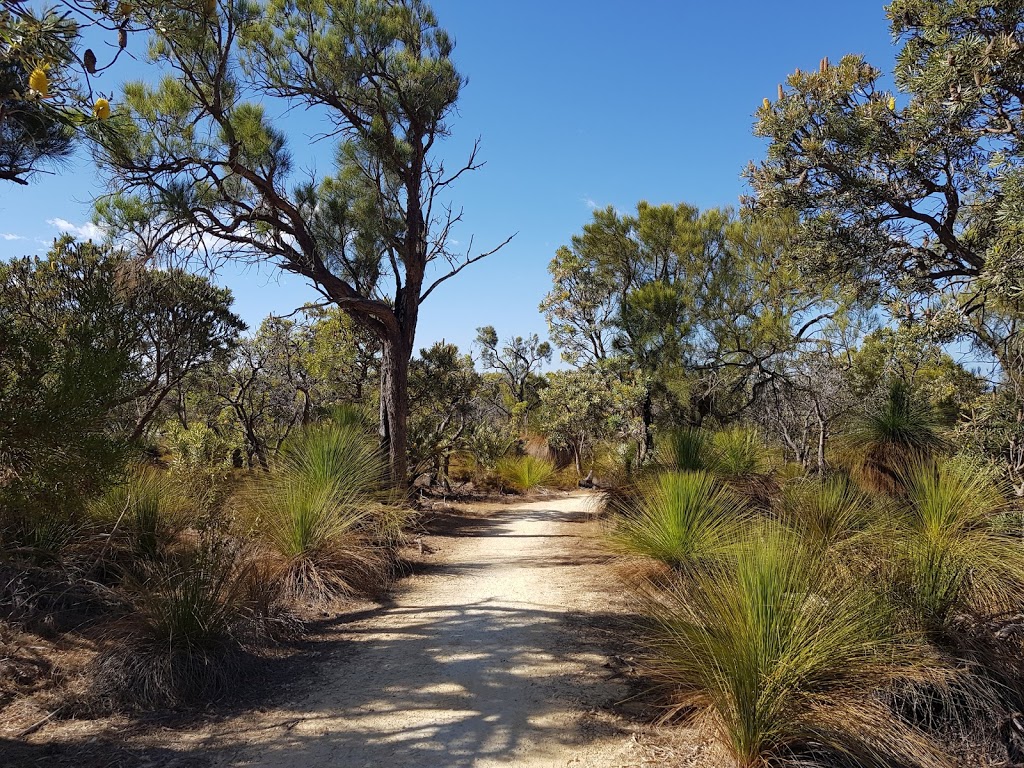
[93,0,506,482]
[542,203,853,447]
[474,326,552,432]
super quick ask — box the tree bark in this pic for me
[379,339,410,485]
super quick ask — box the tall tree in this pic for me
[408,341,480,486]
[748,2,1024,375]
[543,203,851,445]
[0,239,136,513]
[123,265,245,441]
[93,0,507,482]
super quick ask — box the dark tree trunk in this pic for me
[640,385,654,462]
[379,340,410,485]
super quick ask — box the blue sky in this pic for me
[0,1,899,357]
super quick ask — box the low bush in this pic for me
[91,542,270,709]
[495,455,556,492]
[89,466,196,560]
[891,457,1024,637]
[644,528,944,767]
[710,425,766,477]
[241,422,395,603]
[607,471,747,571]
[778,474,879,554]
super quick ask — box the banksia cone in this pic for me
[820,56,830,73]
[28,67,48,97]
[777,83,784,100]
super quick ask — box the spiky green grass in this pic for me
[645,528,945,767]
[658,428,712,472]
[244,423,394,603]
[778,475,879,554]
[89,466,194,559]
[608,471,748,571]
[841,382,946,494]
[495,455,556,492]
[892,457,1024,635]
[711,426,766,477]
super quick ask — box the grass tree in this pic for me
[646,528,945,767]
[243,422,394,602]
[893,456,1024,637]
[608,471,748,572]
[93,0,509,483]
[840,382,946,493]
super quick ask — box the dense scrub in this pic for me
[606,414,1024,767]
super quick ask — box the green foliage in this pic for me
[89,466,195,560]
[892,456,1024,635]
[95,0,488,481]
[495,455,556,492]
[750,5,1024,385]
[645,528,941,767]
[243,422,391,602]
[0,239,135,522]
[476,326,552,431]
[710,425,766,477]
[658,427,712,472]
[779,475,878,553]
[164,421,236,469]
[463,422,515,471]
[850,328,983,425]
[608,471,747,571]
[408,342,480,482]
[92,543,264,708]
[840,382,946,493]
[542,203,851,429]
[538,365,644,475]
[1,7,78,184]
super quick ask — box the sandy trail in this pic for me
[207,492,641,768]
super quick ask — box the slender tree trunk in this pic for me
[640,384,654,463]
[379,340,410,485]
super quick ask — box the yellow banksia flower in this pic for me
[28,66,49,97]
[762,97,771,110]
[887,95,896,111]
[94,98,111,119]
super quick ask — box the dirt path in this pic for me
[204,492,643,767]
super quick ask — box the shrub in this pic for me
[608,471,747,571]
[658,428,712,472]
[91,543,267,708]
[242,422,393,603]
[840,382,946,494]
[892,456,1024,636]
[778,475,878,554]
[89,466,195,560]
[710,425,766,477]
[495,455,556,492]
[164,422,236,468]
[644,528,943,767]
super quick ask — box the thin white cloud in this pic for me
[584,197,599,210]
[47,217,106,240]
[0,233,25,241]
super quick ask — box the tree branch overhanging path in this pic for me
[93,0,513,483]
